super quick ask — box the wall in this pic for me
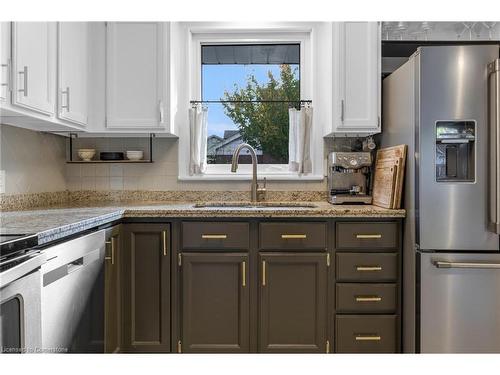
[0,124,67,194]
[66,137,334,192]
[0,125,362,196]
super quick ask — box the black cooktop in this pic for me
[0,234,38,259]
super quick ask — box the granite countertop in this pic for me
[0,201,405,245]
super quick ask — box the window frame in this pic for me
[177,23,326,181]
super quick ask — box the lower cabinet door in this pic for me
[121,224,171,353]
[181,253,250,353]
[259,253,328,353]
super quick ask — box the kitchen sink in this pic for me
[193,202,318,209]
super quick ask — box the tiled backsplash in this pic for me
[0,125,67,194]
[1,124,368,196]
[67,137,331,192]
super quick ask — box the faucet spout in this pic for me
[230,143,259,203]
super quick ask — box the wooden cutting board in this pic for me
[373,145,407,209]
[372,160,398,209]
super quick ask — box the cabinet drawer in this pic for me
[259,222,327,250]
[336,315,397,353]
[336,222,399,250]
[336,283,397,313]
[336,253,398,282]
[182,222,250,250]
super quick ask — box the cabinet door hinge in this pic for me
[177,340,182,353]
[326,340,330,354]
[178,253,182,267]
[326,253,330,267]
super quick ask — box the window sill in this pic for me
[178,173,325,181]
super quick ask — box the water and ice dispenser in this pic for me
[435,121,476,182]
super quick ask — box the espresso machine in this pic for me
[328,152,373,204]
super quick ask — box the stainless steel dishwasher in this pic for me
[40,230,105,353]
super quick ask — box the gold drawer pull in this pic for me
[162,231,168,256]
[356,234,382,239]
[355,335,381,341]
[241,261,246,287]
[262,260,266,286]
[281,234,307,239]
[355,296,382,302]
[356,266,383,272]
[201,234,227,239]
[105,239,115,265]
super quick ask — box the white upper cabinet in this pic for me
[106,22,169,130]
[1,22,11,103]
[11,22,56,116]
[57,22,89,127]
[330,22,381,135]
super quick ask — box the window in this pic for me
[177,24,326,181]
[201,44,300,165]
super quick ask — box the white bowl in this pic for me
[126,150,144,161]
[77,149,96,161]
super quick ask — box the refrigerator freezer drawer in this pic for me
[419,252,500,353]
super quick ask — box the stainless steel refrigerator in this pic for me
[382,45,500,353]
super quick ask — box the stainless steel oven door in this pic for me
[0,269,42,353]
[419,252,500,353]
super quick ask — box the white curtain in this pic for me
[288,106,313,174]
[189,105,208,175]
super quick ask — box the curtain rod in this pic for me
[190,100,312,104]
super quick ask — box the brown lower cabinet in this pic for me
[335,315,397,353]
[180,253,250,353]
[106,219,401,353]
[121,224,171,353]
[259,253,328,353]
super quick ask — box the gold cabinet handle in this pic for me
[241,261,246,287]
[356,266,383,272]
[105,239,115,265]
[162,231,168,256]
[201,234,227,239]
[262,260,266,286]
[281,234,307,239]
[355,296,382,302]
[355,234,382,239]
[355,335,381,341]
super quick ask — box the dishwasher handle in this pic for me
[43,248,101,287]
[434,261,500,269]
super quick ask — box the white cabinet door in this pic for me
[57,22,88,126]
[106,22,168,129]
[11,22,56,115]
[332,22,381,134]
[0,22,11,103]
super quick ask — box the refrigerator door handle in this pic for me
[434,260,500,269]
[488,59,500,234]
